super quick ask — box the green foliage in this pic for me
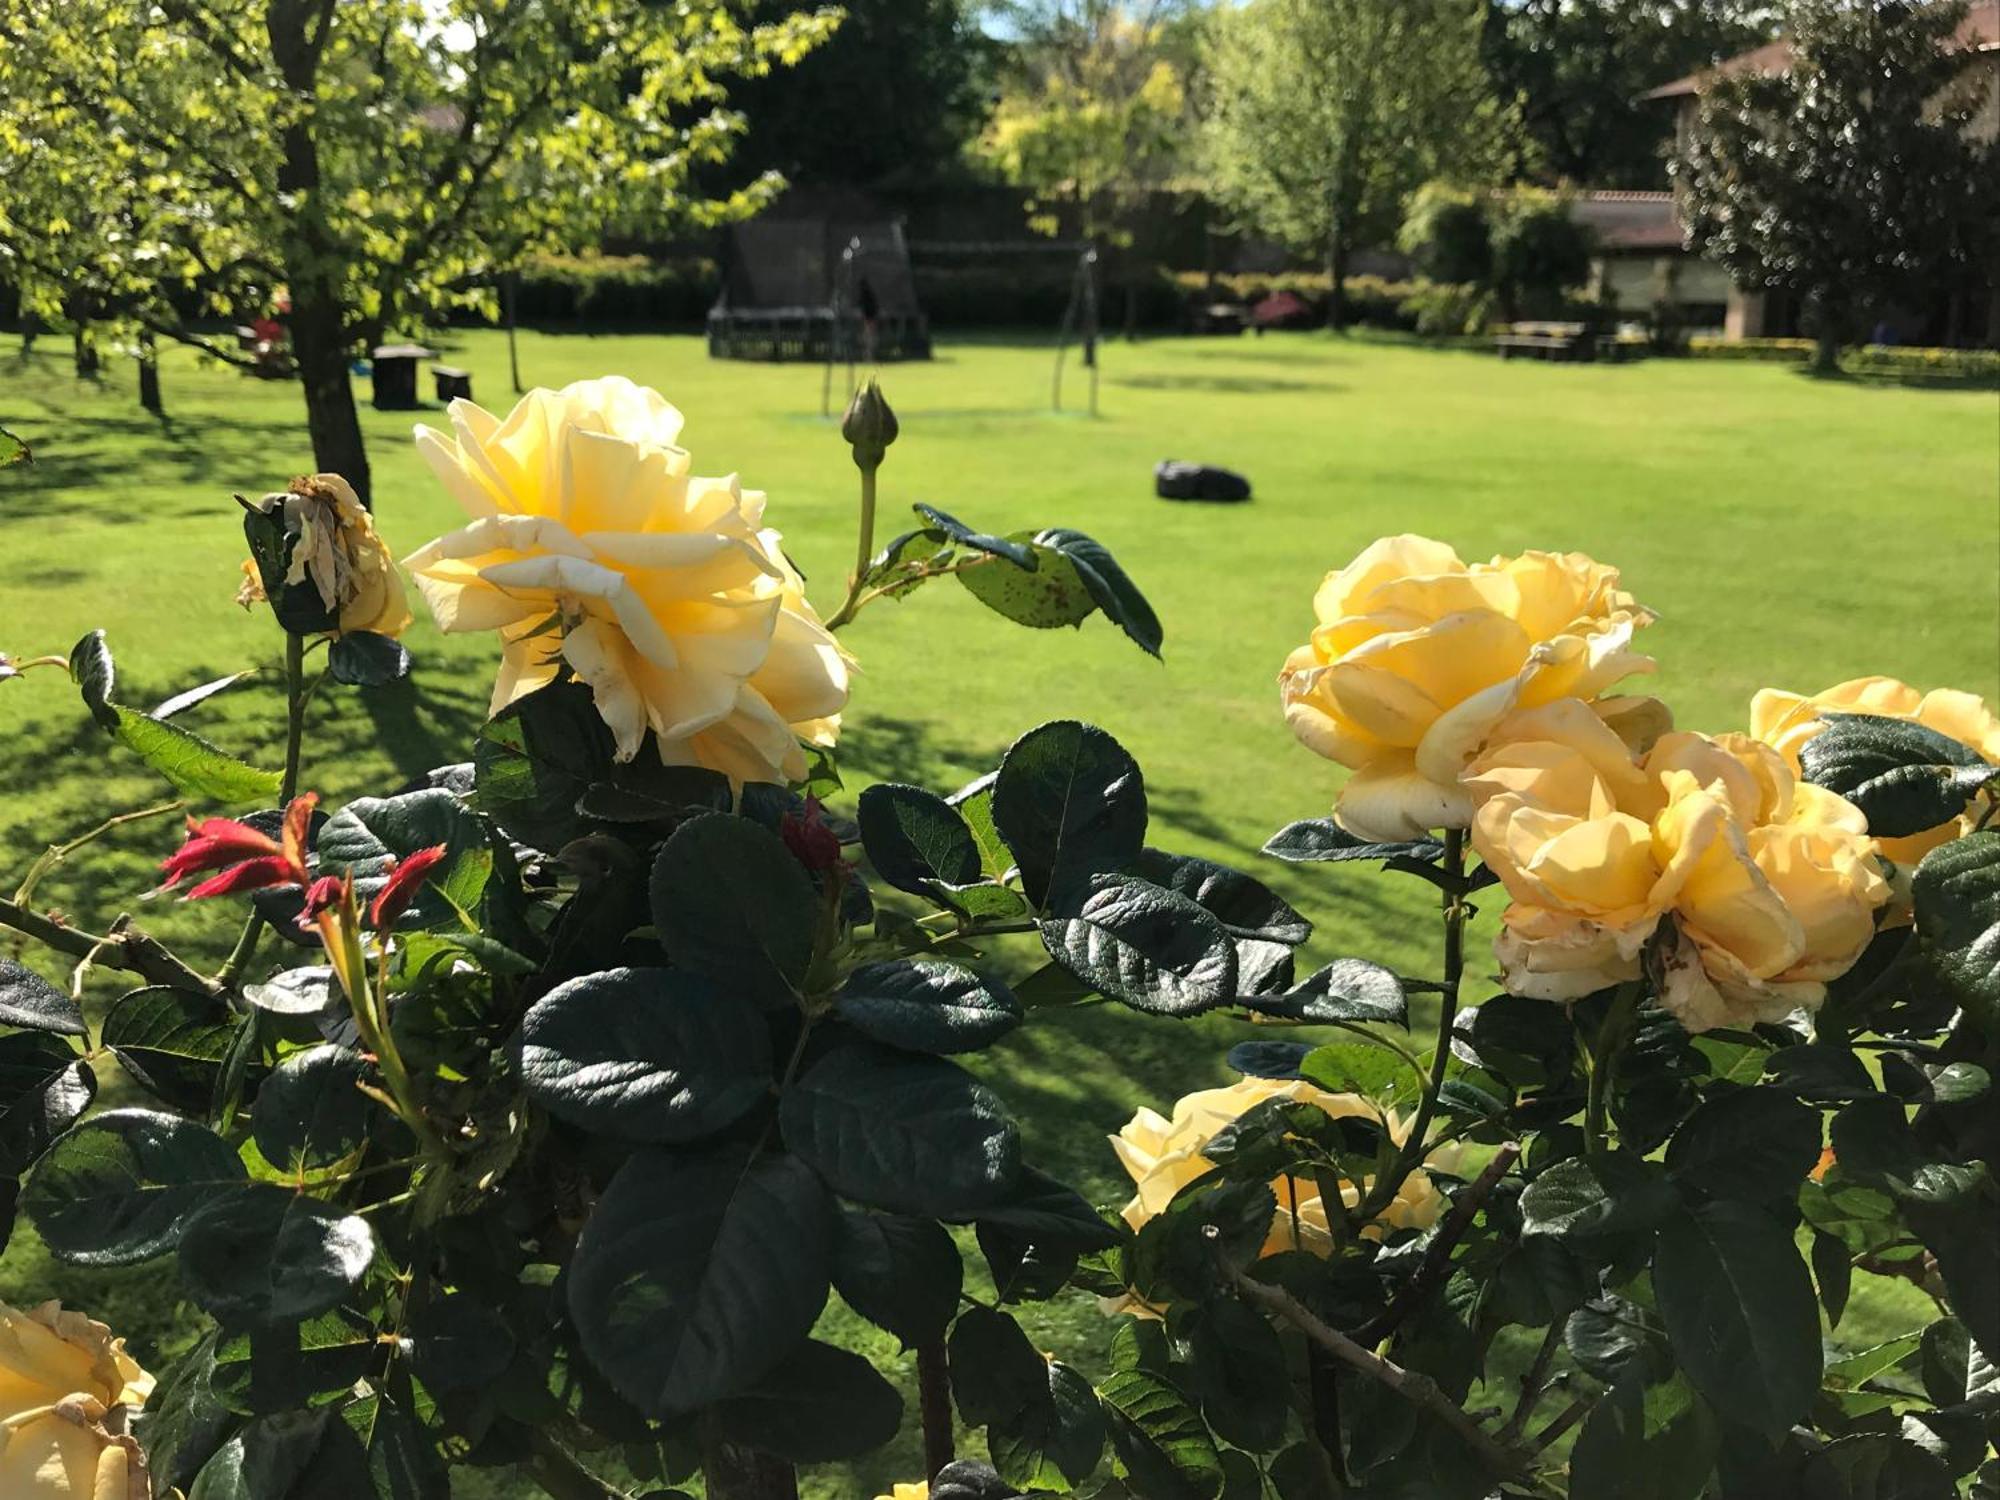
[1673,0,2000,364]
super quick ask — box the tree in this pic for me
[1481,1,1777,188]
[721,0,995,197]
[975,0,1193,317]
[1400,181,1595,321]
[1673,0,1999,371]
[1199,0,1506,328]
[0,0,837,505]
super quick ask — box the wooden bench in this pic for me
[432,365,472,402]
[1495,324,1586,361]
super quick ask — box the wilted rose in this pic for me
[404,377,851,786]
[1279,535,1660,841]
[239,474,411,638]
[1467,703,1890,1031]
[0,1301,153,1499]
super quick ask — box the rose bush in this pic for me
[0,396,1995,1500]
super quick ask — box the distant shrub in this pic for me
[1399,281,1496,337]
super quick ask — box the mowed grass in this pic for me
[0,330,1994,1495]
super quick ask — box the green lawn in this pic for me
[1,330,1993,1496]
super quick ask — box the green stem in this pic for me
[218,633,310,986]
[1583,982,1642,1164]
[824,462,880,631]
[1356,828,1465,1223]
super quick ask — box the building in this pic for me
[1636,0,2000,342]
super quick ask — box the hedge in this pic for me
[1687,336,2000,380]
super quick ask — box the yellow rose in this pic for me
[404,378,851,786]
[1467,711,1890,1030]
[0,1301,153,1499]
[1104,1076,1443,1315]
[874,1486,927,1500]
[1279,535,1659,841]
[1751,676,2000,866]
[238,473,412,638]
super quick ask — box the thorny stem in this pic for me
[1501,1320,1567,1442]
[13,800,183,907]
[1356,828,1466,1224]
[1360,1141,1522,1344]
[0,893,216,996]
[524,1432,636,1500]
[218,631,312,985]
[1583,981,1643,1164]
[1220,1248,1528,1479]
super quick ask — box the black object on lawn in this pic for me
[1156,460,1252,502]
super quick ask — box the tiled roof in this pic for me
[1645,0,1999,98]
[1571,191,1684,252]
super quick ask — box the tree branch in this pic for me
[0,895,220,997]
[1220,1250,1528,1480]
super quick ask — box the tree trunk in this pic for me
[1812,325,1841,375]
[138,331,162,414]
[72,324,99,379]
[1325,232,1347,331]
[290,292,371,503]
[270,0,372,507]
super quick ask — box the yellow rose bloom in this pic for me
[237,473,412,638]
[1468,708,1890,1031]
[1279,535,1659,841]
[874,1485,927,1500]
[1751,676,2000,866]
[1103,1076,1444,1316]
[0,1301,153,1499]
[404,377,851,786]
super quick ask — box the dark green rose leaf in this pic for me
[189,1408,376,1500]
[242,966,336,1018]
[780,1042,1022,1216]
[1180,1296,1290,1454]
[1654,1200,1821,1441]
[102,985,236,1112]
[177,1185,376,1325]
[315,788,495,929]
[210,1312,377,1416]
[832,1209,963,1348]
[713,1338,904,1462]
[1036,528,1163,658]
[0,958,86,1036]
[140,1333,233,1492]
[1457,995,1575,1084]
[1299,1038,1420,1109]
[326,631,412,688]
[1226,1040,1313,1080]
[1801,715,1994,840]
[991,1357,1107,1492]
[252,1045,372,1173]
[474,679,618,851]
[567,1149,833,1417]
[1803,1433,1956,1500]
[1135,848,1309,945]
[914,502,1038,568]
[857,783,984,896]
[949,1304,1049,1429]
[69,629,118,730]
[949,773,1013,879]
[408,1292,516,1393]
[343,1391,448,1500]
[959,533,1097,631]
[1913,831,2000,1017]
[1812,1228,1853,1327]
[1520,1153,1678,1242]
[968,1165,1122,1250]
[519,966,772,1142]
[1039,876,1237,1017]
[834,960,1023,1054]
[24,1108,246,1265]
[0,1030,95,1176]
[1261,818,1444,865]
[1570,1365,1719,1500]
[1281,959,1408,1025]
[649,813,817,1008]
[1830,1096,1988,1206]
[992,720,1147,907]
[1564,1294,1669,1384]
[1665,1086,1821,1203]
[1096,1366,1224,1500]
[1903,1191,2000,1368]
[1765,1041,1878,1102]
